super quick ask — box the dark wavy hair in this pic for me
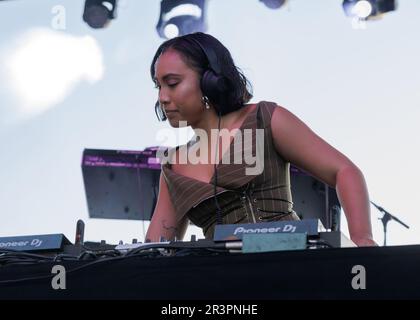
[150,32,253,116]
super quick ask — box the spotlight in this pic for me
[83,0,117,29]
[342,0,397,20]
[259,0,288,10]
[156,0,208,39]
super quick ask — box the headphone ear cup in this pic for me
[201,70,229,112]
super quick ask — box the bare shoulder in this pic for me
[271,103,289,115]
[270,104,300,129]
[270,103,354,186]
[270,103,314,148]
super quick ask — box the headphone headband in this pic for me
[187,35,221,74]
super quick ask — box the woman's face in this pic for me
[154,48,205,127]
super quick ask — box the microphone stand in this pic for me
[370,201,409,246]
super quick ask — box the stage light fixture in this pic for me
[83,0,117,29]
[342,0,397,20]
[156,0,207,39]
[259,0,287,10]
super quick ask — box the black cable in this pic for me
[0,244,233,285]
[0,249,55,260]
[0,250,152,285]
[307,238,334,248]
[0,246,122,268]
[214,111,223,224]
[0,255,128,285]
[125,240,231,256]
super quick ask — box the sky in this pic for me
[0,0,419,246]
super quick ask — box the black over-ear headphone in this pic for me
[155,33,229,121]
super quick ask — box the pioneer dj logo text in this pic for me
[0,238,43,249]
